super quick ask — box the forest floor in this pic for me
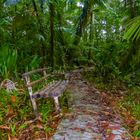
[52,72,131,140]
[3,71,137,140]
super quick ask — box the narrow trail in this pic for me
[52,72,130,140]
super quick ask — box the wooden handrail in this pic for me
[22,68,50,77]
[26,75,49,87]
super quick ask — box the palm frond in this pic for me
[124,16,140,41]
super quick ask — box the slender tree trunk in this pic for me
[49,2,55,70]
[38,0,44,12]
[88,12,93,61]
[73,0,94,45]
[32,0,38,16]
[57,13,65,46]
[57,13,66,67]
[31,0,46,67]
[129,0,135,18]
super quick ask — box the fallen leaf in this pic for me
[109,125,120,130]
[6,106,14,118]
[0,125,10,130]
[10,137,18,140]
[10,95,16,103]
[100,121,109,128]
[8,135,18,140]
[86,122,93,128]
[72,127,85,132]
[102,92,107,98]
[107,133,116,140]
[101,111,111,116]
[36,124,44,129]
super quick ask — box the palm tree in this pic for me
[120,0,140,71]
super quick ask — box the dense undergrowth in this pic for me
[83,70,140,139]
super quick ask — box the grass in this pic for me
[0,89,32,139]
[119,87,140,118]
[118,87,140,138]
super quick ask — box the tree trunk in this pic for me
[73,0,94,45]
[49,2,55,70]
[31,0,46,67]
[88,12,93,61]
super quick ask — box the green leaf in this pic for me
[124,16,140,41]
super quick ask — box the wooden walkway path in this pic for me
[52,72,130,140]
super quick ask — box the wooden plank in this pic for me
[22,68,50,77]
[32,80,63,98]
[48,80,69,97]
[26,75,49,87]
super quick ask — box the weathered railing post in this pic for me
[54,96,60,112]
[43,70,47,76]
[24,76,38,117]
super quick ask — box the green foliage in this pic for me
[0,82,70,138]
[0,88,30,139]
[124,16,140,41]
[0,46,17,78]
[119,87,140,138]
[92,42,122,80]
[0,0,140,138]
[38,98,54,123]
[120,87,140,118]
[133,130,140,138]
[59,91,70,110]
[25,55,41,71]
